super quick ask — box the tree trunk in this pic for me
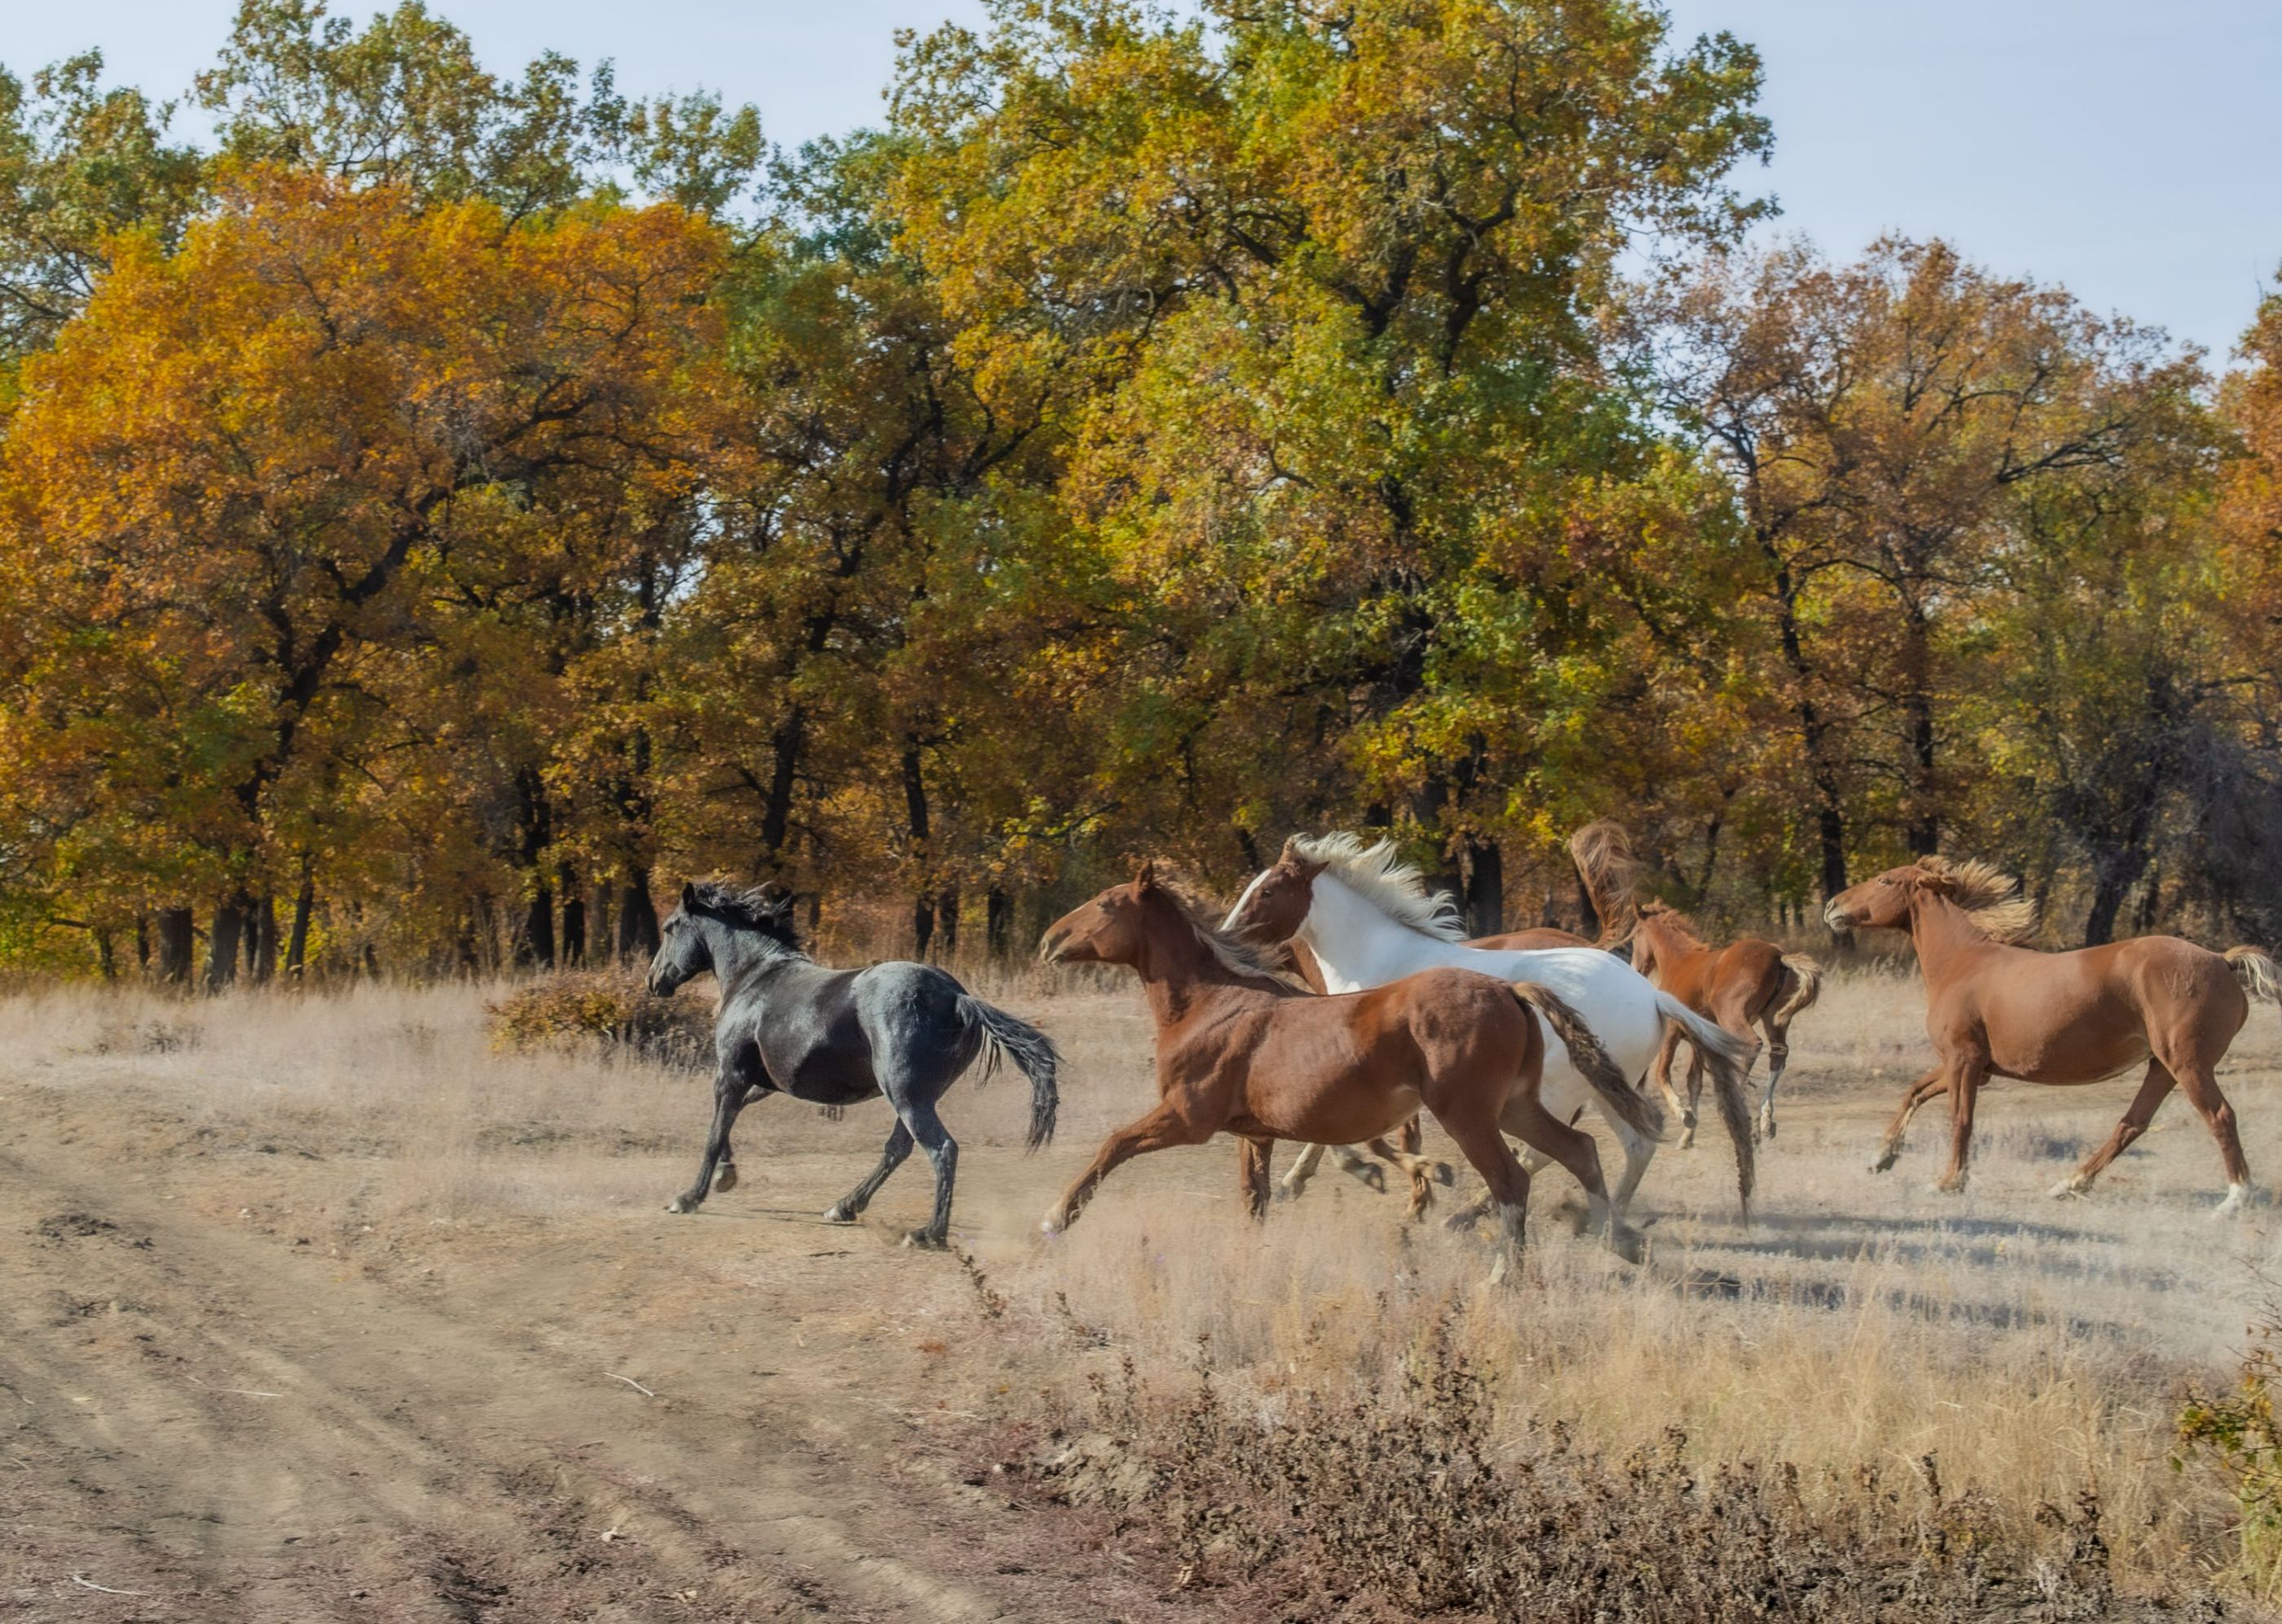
[936,887,959,954]
[987,888,1012,957]
[1901,603,1939,856]
[286,878,315,979]
[135,916,151,975]
[912,899,935,958]
[95,929,117,982]
[615,869,659,962]
[902,742,935,958]
[1458,834,1503,937]
[560,876,586,967]
[206,893,249,992]
[251,896,278,985]
[156,908,194,985]
[520,882,556,970]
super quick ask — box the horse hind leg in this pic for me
[2164,1043,2255,1217]
[1757,1015,1790,1142]
[892,1095,960,1249]
[826,1120,914,1223]
[1430,1109,1534,1283]
[1650,1024,1693,1147]
[1278,1142,1331,1201]
[2052,1059,2172,1202]
[1503,1094,1643,1264]
[1239,1136,1273,1221]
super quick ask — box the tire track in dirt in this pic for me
[0,1129,1017,1622]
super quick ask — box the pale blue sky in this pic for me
[7,0,2278,361]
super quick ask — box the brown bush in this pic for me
[1017,1321,2227,1623]
[487,971,714,1072]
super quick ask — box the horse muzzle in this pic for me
[1037,930,1068,966]
[1822,903,1853,932]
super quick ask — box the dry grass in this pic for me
[10,965,2282,1613]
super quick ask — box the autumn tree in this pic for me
[0,169,726,983]
[1655,238,2209,919]
[883,0,1772,927]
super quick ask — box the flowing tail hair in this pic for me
[2227,947,2280,1008]
[1771,953,1825,1028]
[1655,992,1760,1217]
[958,995,1060,1151]
[1567,820,1641,949]
[1510,983,1666,1143]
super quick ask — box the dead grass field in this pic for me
[3,962,2280,1617]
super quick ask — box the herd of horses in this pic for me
[644,824,2282,1270]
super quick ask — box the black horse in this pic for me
[646,882,1060,1248]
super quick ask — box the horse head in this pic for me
[650,880,799,994]
[1039,863,1168,967]
[1221,836,1328,947]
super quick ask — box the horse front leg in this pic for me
[1042,1102,1211,1235]
[1869,1067,1946,1173]
[1933,1056,1988,1195]
[668,1069,753,1214]
[714,1082,773,1193]
[1278,1142,1331,1201]
[1238,1136,1273,1221]
[1649,1025,1692,1147]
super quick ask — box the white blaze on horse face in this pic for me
[1221,869,1273,939]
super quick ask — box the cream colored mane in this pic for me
[1157,875,1311,990]
[1917,856,2038,943]
[1289,833,1465,943]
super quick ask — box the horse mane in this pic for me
[1288,833,1465,943]
[1915,856,2037,943]
[685,879,806,955]
[1633,899,1707,949]
[1567,820,1641,947]
[1154,873,1311,990]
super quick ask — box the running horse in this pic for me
[1826,857,2280,1213]
[1223,834,1755,1222]
[1629,904,1822,1146]
[1038,864,1662,1272]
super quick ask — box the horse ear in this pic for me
[681,882,699,909]
[1134,860,1158,892]
[1279,835,1304,865]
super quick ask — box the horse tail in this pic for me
[958,995,1060,1151]
[1770,953,1825,1028]
[1566,820,1641,949]
[1656,991,1759,1217]
[1509,983,1667,1143]
[2226,947,2280,1007]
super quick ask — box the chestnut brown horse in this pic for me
[1038,865,1660,1270]
[1826,857,2280,1213]
[1631,904,1823,1146]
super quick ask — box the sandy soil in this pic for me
[5,969,2282,1618]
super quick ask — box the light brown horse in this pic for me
[1630,904,1823,1146]
[1038,865,1661,1270]
[1826,857,2280,1213]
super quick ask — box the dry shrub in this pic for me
[487,970,713,1071]
[2181,1296,2282,1603]
[1024,1320,2218,1622]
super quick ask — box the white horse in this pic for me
[1224,834,1760,1221]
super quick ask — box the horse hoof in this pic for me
[1360,1165,1387,1194]
[714,1165,739,1193]
[1275,1183,1304,1204]
[902,1230,949,1250]
[2214,1184,2258,1220]
[822,1203,857,1224]
[665,1195,698,1215]
[1932,1177,1967,1197]
[1607,1226,1648,1265]
[1039,1210,1067,1239]
[1677,1129,1696,1151]
[1869,1152,1898,1175]
[2047,1178,2090,1201]
[1443,1209,1482,1234]
[1431,1162,1455,1186]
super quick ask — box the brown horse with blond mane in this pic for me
[1826,856,2280,1213]
[1038,864,1662,1270]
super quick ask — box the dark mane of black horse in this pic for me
[683,880,801,953]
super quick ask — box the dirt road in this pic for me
[0,1073,1184,1622]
